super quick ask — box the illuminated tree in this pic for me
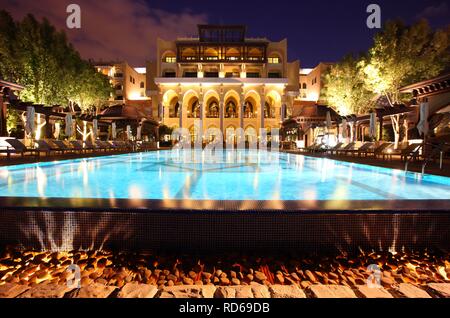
[322,55,376,116]
[0,10,111,111]
[360,19,449,146]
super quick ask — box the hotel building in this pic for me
[95,61,151,109]
[145,25,300,141]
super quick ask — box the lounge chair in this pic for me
[35,140,64,155]
[338,142,373,157]
[386,143,422,161]
[70,140,94,153]
[335,142,356,155]
[96,140,114,151]
[50,140,78,154]
[361,142,393,158]
[85,140,106,152]
[326,142,344,155]
[2,139,41,158]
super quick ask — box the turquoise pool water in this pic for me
[0,150,449,201]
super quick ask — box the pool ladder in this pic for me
[405,142,448,175]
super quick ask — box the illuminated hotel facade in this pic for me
[146,25,300,141]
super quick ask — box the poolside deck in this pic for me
[283,150,450,178]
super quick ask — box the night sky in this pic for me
[2,0,449,67]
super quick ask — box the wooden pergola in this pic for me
[0,80,24,137]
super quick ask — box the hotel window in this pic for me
[268,72,281,78]
[163,71,176,78]
[164,56,176,63]
[183,71,197,78]
[205,72,219,78]
[246,72,260,78]
[268,57,280,64]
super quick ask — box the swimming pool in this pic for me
[1,150,449,202]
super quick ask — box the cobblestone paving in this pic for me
[1,248,449,298]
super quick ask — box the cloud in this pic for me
[2,0,208,66]
[417,2,449,20]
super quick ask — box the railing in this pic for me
[404,142,449,174]
[421,142,449,175]
[404,144,423,173]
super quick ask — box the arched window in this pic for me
[268,53,281,64]
[140,82,144,88]
[264,97,275,118]
[187,97,200,118]
[244,100,255,118]
[302,83,307,89]
[181,48,196,61]
[206,99,219,118]
[162,51,176,63]
[169,98,180,118]
[225,100,237,118]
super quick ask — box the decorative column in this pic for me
[219,91,224,134]
[260,86,265,134]
[199,97,204,141]
[178,96,183,129]
[240,88,245,130]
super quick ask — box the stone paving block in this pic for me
[70,283,118,298]
[117,283,158,298]
[158,285,216,298]
[231,286,254,298]
[394,283,431,298]
[269,285,306,298]
[355,285,394,298]
[0,283,30,298]
[251,284,271,298]
[214,286,236,298]
[18,283,74,298]
[309,285,357,298]
[426,283,450,298]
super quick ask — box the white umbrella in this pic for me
[54,122,61,139]
[136,125,142,140]
[126,125,132,140]
[92,119,98,139]
[25,106,35,137]
[326,111,332,131]
[341,119,348,139]
[65,114,73,138]
[111,122,117,140]
[369,112,377,138]
[417,102,429,137]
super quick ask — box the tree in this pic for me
[322,54,376,116]
[0,11,112,110]
[69,62,111,114]
[360,19,449,147]
[0,10,19,81]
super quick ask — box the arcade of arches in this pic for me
[160,87,288,139]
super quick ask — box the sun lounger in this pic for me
[343,142,374,157]
[50,140,78,154]
[35,140,64,155]
[326,142,344,155]
[335,142,356,155]
[2,139,41,159]
[361,142,393,158]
